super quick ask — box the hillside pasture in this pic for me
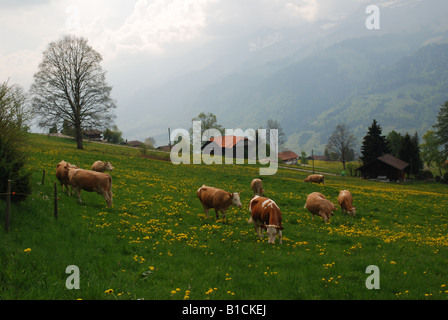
[1,134,448,300]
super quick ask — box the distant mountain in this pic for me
[184,35,448,153]
[116,0,448,154]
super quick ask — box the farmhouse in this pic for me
[157,145,173,152]
[356,154,409,182]
[278,151,299,164]
[127,140,144,147]
[201,136,250,158]
[83,129,102,141]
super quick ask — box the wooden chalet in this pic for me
[278,151,299,165]
[83,129,102,141]
[356,154,409,182]
[201,136,250,158]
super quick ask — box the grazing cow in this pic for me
[66,167,113,208]
[337,190,356,216]
[250,178,264,196]
[56,160,78,195]
[304,174,325,185]
[197,185,242,219]
[91,161,114,172]
[304,192,337,223]
[248,196,283,244]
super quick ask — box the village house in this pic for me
[278,151,299,165]
[201,136,250,158]
[83,129,102,141]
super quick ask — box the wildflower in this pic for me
[105,289,114,294]
[24,248,31,253]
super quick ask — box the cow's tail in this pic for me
[248,216,253,224]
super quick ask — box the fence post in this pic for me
[42,169,46,185]
[5,179,11,233]
[54,182,58,220]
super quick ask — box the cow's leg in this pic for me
[319,211,329,223]
[214,208,220,219]
[278,229,283,244]
[102,191,112,208]
[200,203,210,218]
[102,186,113,208]
[254,225,260,238]
[74,188,83,204]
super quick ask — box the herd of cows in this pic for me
[197,177,356,244]
[55,160,356,245]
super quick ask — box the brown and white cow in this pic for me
[250,178,264,196]
[248,195,283,244]
[337,190,356,216]
[304,192,337,223]
[304,174,325,185]
[197,185,242,219]
[91,161,114,172]
[56,160,78,195]
[66,167,113,208]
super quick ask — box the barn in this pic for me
[356,154,409,182]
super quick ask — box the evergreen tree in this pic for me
[434,101,448,157]
[360,119,391,164]
[398,132,423,176]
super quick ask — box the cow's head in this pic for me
[266,224,283,244]
[104,162,114,171]
[348,207,356,216]
[230,192,242,208]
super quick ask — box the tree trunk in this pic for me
[75,125,83,149]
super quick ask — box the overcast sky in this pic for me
[0,0,375,89]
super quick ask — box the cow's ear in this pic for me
[228,192,233,197]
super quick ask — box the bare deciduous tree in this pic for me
[326,122,357,170]
[30,35,116,149]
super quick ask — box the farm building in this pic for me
[83,129,102,141]
[201,136,251,158]
[157,145,173,152]
[127,140,144,147]
[278,151,299,164]
[356,154,409,182]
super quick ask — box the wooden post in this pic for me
[42,169,46,185]
[312,149,315,174]
[168,128,171,150]
[5,179,11,233]
[54,182,58,220]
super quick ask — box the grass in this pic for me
[1,133,448,300]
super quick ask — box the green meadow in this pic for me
[1,133,448,300]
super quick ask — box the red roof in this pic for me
[278,151,299,161]
[209,136,247,148]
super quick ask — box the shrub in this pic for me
[0,81,32,201]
